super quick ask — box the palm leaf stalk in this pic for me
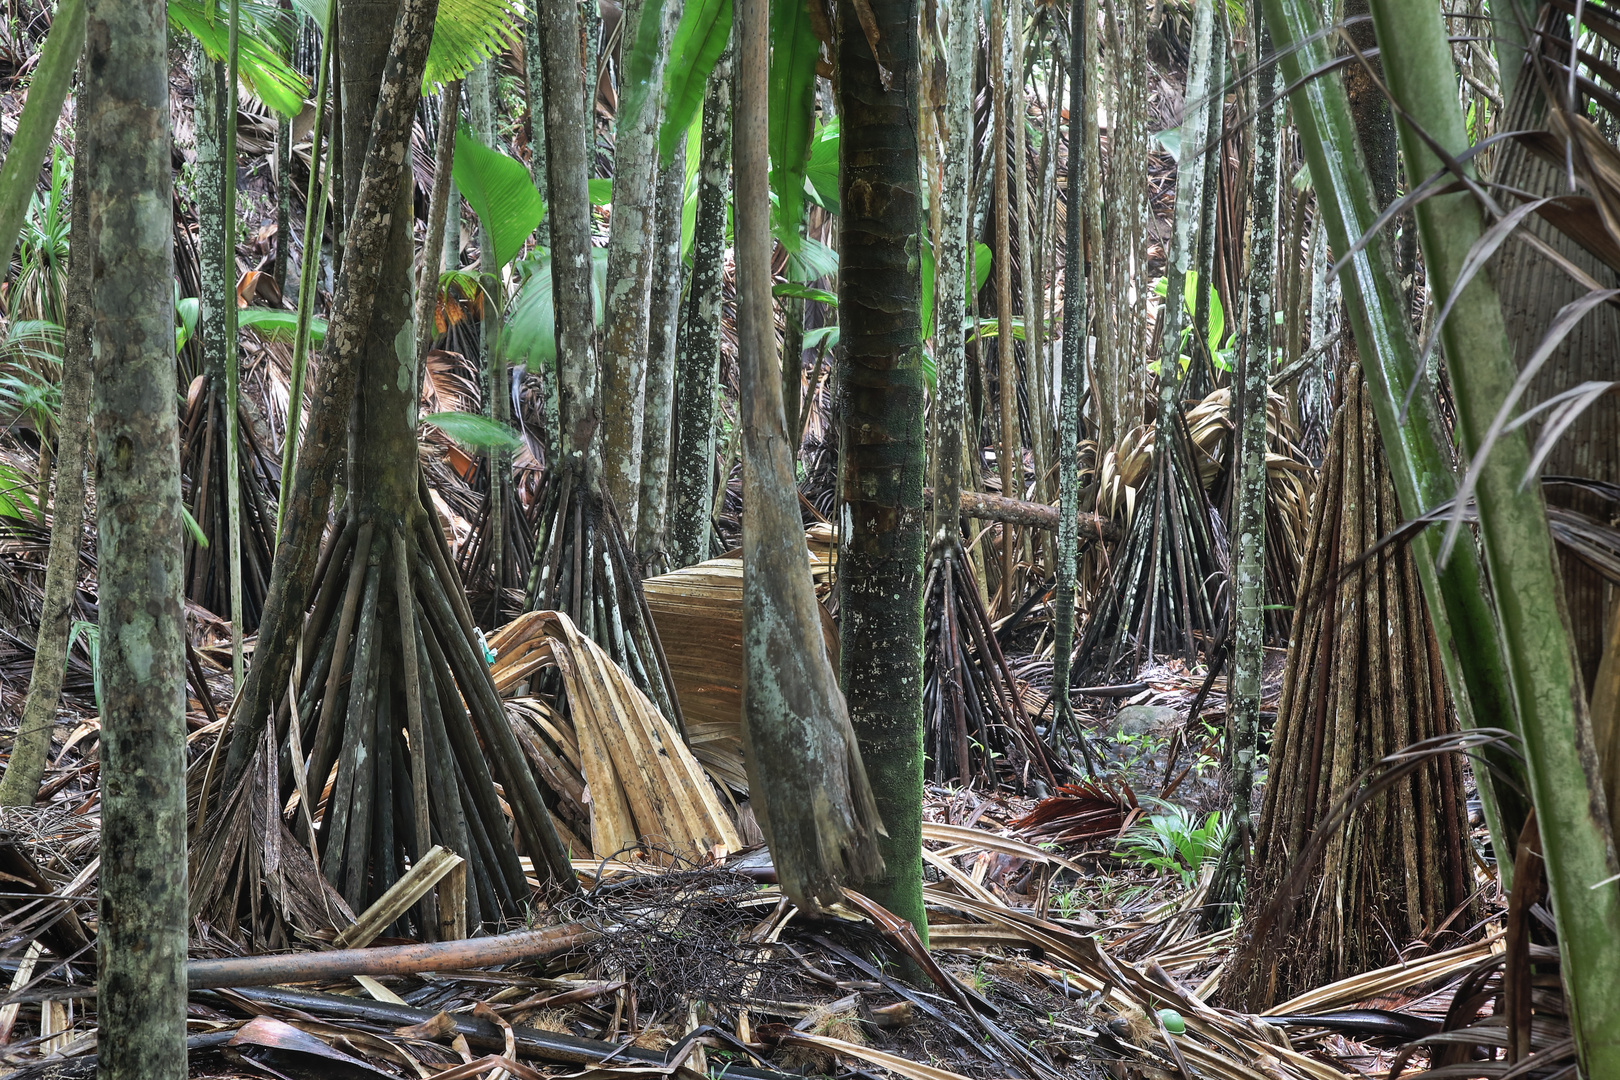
[1254,0,1531,878]
[277,0,340,540]
[0,0,86,272]
[1363,0,1620,1067]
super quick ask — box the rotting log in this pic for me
[186,923,597,988]
[923,488,1118,541]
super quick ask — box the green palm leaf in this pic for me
[657,0,731,164]
[421,410,523,452]
[452,125,546,269]
[169,0,307,116]
[424,0,523,86]
[768,0,818,249]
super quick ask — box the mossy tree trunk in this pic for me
[84,0,188,1067]
[836,0,928,937]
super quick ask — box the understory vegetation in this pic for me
[0,0,1618,1078]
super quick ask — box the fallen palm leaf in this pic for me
[639,545,839,793]
[490,610,742,863]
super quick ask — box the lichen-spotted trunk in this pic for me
[836,0,928,939]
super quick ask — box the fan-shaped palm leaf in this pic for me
[452,125,545,269]
[423,0,523,86]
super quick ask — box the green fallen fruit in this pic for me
[1158,1009,1185,1034]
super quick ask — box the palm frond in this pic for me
[424,0,524,86]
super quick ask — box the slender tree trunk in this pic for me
[415,82,462,378]
[669,49,732,569]
[636,137,686,571]
[600,0,669,531]
[468,61,509,601]
[195,48,228,423]
[1050,0,1088,746]
[84,0,187,1067]
[1208,13,1277,927]
[1011,1,1049,538]
[536,0,601,472]
[0,139,92,808]
[990,0,1018,598]
[932,0,974,543]
[736,0,883,911]
[837,0,927,937]
[275,113,292,295]
[525,12,549,245]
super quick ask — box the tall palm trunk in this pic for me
[600,0,670,532]
[735,0,883,911]
[669,49,732,569]
[636,136,687,572]
[84,0,187,1066]
[1208,11,1279,927]
[1051,0,1088,746]
[837,0,927,935]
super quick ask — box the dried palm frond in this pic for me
[638,539,838,793]
[489,609,741,864]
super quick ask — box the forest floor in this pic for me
[0,623,1504,1080]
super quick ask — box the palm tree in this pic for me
[82,0,187,1066]
[836,0,928,934]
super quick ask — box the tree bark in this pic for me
[1207,12,1277,928]
[837,0,928,937]
[1050,0,1088,742]
[599,0,669,531]
[415,82,462,378]
[637,134,687,571]
[84,0,188,1068]
[668,49,732,569]
[990,0,1018,597]
[0,131,92,808]
[932,0,973,545]
[736,0,884,913]
[535,0,601,471]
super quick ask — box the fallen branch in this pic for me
[186,923,597,989]
[924,488,1118,541]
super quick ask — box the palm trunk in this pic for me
[1207,12,1278,927]
[1050,0,1088,748]
[735,0,883,911]
[599,0,669,531]
[468,62,509,607]
[525,12,549,245]
[414,81,461,381]
[669,48,732,569]
[0,134,92,808]
[223,0,246,685]
[84,0,187,1066]
[535,0,601,472]
[1010,1,1049,549]
[636,138,687,572]
[1365,1,1620,1068]
[837,0,927,936]
[932,0,974,541]
[277,0,337,538]
[990,0,1018,600]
